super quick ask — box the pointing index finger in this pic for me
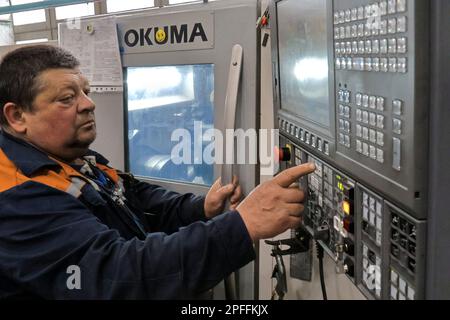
[273,163,316,188]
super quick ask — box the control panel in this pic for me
[281,136,426,300]
[275,0,429,218]
[271,0,450,300]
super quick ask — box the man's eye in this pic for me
[60,96,74,104]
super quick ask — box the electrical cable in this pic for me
[316,240,328,300]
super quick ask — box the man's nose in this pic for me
[78,92,95,112]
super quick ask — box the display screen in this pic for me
[277,0,330,128]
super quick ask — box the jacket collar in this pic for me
[0,130,109,176]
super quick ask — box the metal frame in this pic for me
[0,0,97,15]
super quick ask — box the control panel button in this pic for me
[376,97,385,111]
[398,58,407,73]
[380,39,388,54]
[393,99,403,115]
[369,96,376,109]
[377,115,385,129]
[324,142,330,155]
[369,129,377,144]
[393,118,403,135]
[388,38,397,53]
[397,37,407,53]
[397,0,407,12]
[363,127,369,141]
[377,148,384,163]
[377,131,385,146]
[393,137,402,171]
[356,109,362,122]
[356,125,362,138]
[397,16,407,33]
[362,95,369,108]
[362,111,369,124]
[356,93,362,106]
[369,112,377,126]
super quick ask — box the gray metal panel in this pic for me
[426,0,450,300]
[331,0,430,219]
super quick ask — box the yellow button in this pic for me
[343,201,351,215]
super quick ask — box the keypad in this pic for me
[338,89,352,148]
[334,0,409,74]
[362,244,382,298]
[278,118,331,156]
[362,191,383,247]
[390,212,417,275]
[390,268,415,300]
[355,91,385,163]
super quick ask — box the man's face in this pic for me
[23,68,96,161]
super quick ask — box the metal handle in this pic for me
[221,44,243,186]
[222,44,243,301]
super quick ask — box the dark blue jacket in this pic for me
[0,131,255,299]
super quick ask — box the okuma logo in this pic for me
[124,23,208,47]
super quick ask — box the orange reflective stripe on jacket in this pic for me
[0,148,120,198]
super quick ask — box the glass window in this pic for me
[16,38,47,44]
[55,2,95,20]
[12,9,45,25]
[169,0,195,4]
[106,0,154,13]
[127,64,215,186]
[10,0,45,26]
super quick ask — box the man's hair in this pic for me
[0,45,80,127]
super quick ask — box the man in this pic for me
[0,45,315,299]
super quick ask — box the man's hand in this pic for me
[204,176,243,218]
[236,163,316,241]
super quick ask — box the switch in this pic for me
[278,146,292,162]
[343,238,355,256]
[343,216,354,234]
[344,257,355,277]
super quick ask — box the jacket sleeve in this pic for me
[0,182,255,300]
[131,180,209,233]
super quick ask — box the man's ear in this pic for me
[3,102,27,134]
